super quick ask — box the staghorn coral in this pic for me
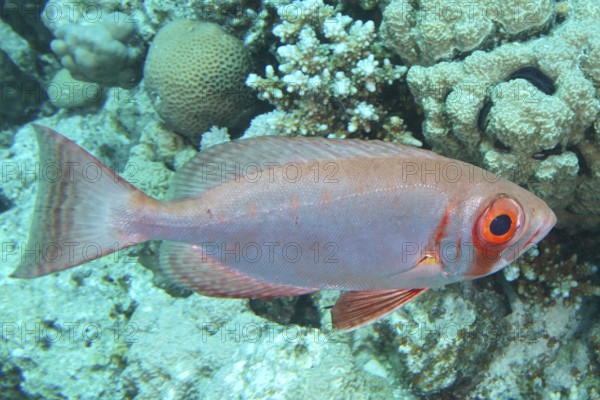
[406,0,600,227]
[246,0,417,144]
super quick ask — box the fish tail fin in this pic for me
[10,124,156,279]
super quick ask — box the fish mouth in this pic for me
[527,208,557,247]
[499,208,557,265]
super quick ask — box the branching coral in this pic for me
[246,0,416,144]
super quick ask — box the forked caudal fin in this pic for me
[10,125,156,279]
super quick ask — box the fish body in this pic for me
[12,125,556,330]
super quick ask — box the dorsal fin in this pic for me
[170,136,435,199]
[158,241,316,298]
[331,288,428,331]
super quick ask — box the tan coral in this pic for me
[406,0,600,227]
[144,21,253,144]
[381,0,555,66]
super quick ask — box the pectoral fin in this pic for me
[331,288,428,331]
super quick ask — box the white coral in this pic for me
[247,0,408,140]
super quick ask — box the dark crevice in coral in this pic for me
[0,190,14,214]
[397,82,427,148]
[290,294,321,328]
[564,230,600,270]
[574,298,599,338]
[249,294,321,329]
[120,378,139,400]
[0,50,47,129]
[508,66,556,95]
[532,143,562,160]
[0,0,53,53]
[568,143,592,176]
[138,242,195,298]
[342,0,383,26]
[477,100,493,133]
[0,357,27,400]
[113,300,138,320]
[493,139,511,153]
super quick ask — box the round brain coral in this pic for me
[144,21,253,143]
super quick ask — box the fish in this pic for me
[11,125,557,331]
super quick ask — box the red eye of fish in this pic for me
[477,195,523,245]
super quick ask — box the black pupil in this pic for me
[490,214,512,236]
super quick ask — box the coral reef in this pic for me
[355,283,508,395]
[144,20,254,144]
[381,0,556,66]
[504,234,600,312]
[467,299,594,399]
[0,0,599,399]
[127,121,196,198]
[246,0,416,144]
[0,120,142,399]
[406,0,600,226]
[120,288,400,400]
[200,126,231,150]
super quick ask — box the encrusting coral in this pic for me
[406,0,600,228]
[381,0,556,66]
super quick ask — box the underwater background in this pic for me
[0,0,599,398]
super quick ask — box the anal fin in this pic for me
[159,241,316,298]
[331,288,428,331]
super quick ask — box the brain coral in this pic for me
[144,20,254,144]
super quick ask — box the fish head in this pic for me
[383,175,556,289]
[457,179,557,280]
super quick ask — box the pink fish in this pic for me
[11,125,556,330]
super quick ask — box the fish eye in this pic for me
[476,195,523,245]
[490,214,512,236]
